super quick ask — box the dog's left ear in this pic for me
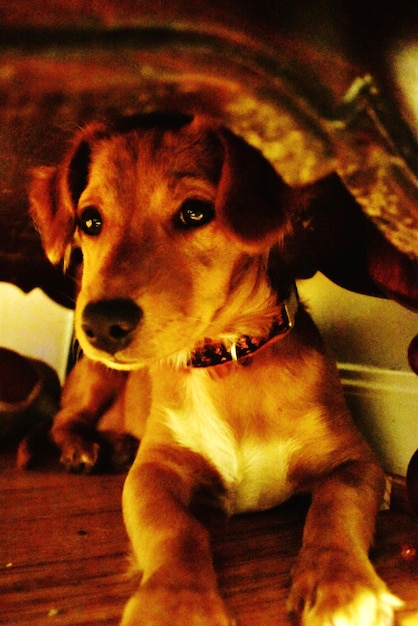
[214,126,297,250]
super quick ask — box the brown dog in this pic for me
[29,113,401,625]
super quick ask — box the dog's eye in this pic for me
[79,207,103,236]
[177,199,215,229]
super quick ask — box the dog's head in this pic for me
[30,113,299,368]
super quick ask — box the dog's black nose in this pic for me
[81,299,142,354]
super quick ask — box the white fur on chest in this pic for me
[162,372,299,514]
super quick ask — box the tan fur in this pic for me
[30,114,401,625]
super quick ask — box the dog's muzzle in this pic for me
[81,299,142,355]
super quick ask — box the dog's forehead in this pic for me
[91,126,222,184]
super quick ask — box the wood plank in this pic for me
[1,452,417,625]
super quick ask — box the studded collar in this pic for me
[188,283,298,369]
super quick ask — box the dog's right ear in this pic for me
[29,125,101,265]
[29,165,72,265]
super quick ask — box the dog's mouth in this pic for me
[96,354,149,371]
[77,297,203,369]
[80,340,194,372]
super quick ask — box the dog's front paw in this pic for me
[287,547,403,626]
[58,433,100,473]
[120,584,235,626]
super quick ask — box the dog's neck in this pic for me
[188,282,299,369]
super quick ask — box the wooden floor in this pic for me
[1,450,418,626]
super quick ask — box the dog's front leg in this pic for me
[288,457,402,626]
[121,443,233,626]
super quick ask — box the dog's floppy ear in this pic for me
[29,164,73,265]
[29,124,101,265]
[214,126,297,250]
